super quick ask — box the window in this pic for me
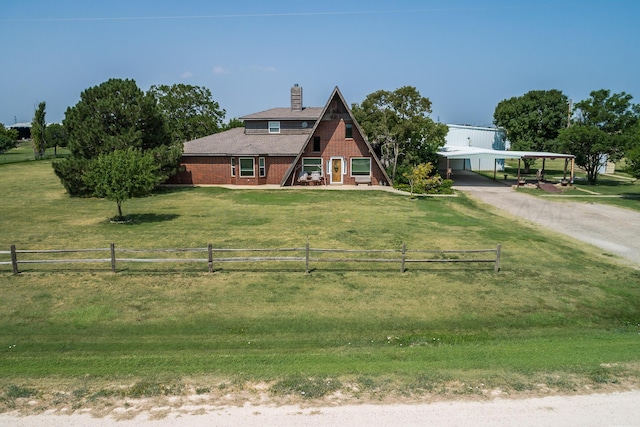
[268,121,280,134]
[345,123,353,139]
[230,157,236,177]
[351,158,371,176]
[313,136,321,152]
[239,158,255,177]
[302,158,322,174]
[259,157,266,177]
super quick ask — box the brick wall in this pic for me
[294,119,387,186]
[166,119,388,187]
[167,156,296,185]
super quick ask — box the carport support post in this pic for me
[494,244,502,272]
[401,243,406,273]
[571,158,575,184]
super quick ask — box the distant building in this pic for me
[440,124,508,171]
[5,122,31,140]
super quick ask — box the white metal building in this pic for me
[440,124,508,171]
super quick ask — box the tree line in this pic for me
[3,79,639,219]
[493,89,640,184]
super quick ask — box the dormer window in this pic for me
[269,121,280,134]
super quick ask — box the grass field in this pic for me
[1,158,639,411]
[0,141,69,165]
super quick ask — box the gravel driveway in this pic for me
[452,171,640,267]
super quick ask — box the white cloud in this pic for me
[212,66,227,75]
[180,71,194,79]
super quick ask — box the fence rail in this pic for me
[1,243,501,274]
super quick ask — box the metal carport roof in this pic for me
[437,146,575,183]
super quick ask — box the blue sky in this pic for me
[1,0,639,127]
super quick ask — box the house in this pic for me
[168,85,391,187]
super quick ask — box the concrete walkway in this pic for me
[452,171,640,266]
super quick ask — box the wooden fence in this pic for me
[1,243,501,274]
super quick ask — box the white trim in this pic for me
[259,157,266,177]
[239,157,255,177]
[302,157,323,174]
[350,157,371,177]
[268,121,280,134]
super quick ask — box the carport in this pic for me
[438,146,575,184]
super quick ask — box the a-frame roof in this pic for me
[280,86,392,186]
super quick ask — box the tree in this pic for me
[493,90,569,172]
[54,78,181,196]
[223,117,244,131]
[555,89,639,184]
[44,123,68,156]
[555,125,610,185]
[626,121,640,179]
[83,148,164,219]
[352,86,448,183]
[149,83,225,143]
[0,124,19,153]
[31,101,47,159]
[626,146,640,179]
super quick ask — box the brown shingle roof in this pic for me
[240,107,323,121]
[183,128,307,156]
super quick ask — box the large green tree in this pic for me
[555,89,639,184]
[0,124,19,153]
[53,78,181,196]
[149,83,225,143]
[351,86,448,183]
[493,89,569,172]
[31,101,47,159]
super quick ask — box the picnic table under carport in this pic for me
[438,146,576,184]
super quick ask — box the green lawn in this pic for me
[1,160,639,409]
[0,141,69,165]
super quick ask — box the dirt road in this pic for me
[2,391,640,426]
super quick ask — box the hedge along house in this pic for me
[168,85,391,187]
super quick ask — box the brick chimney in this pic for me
[291,84,302,111]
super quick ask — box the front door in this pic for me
[330,158,343,184]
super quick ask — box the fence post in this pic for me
[110,243,116,273]
[208,243,213,273]
[305,240,310,274]
[10,245,19,275]
[400,243,406,273]
[494,244,501,272]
